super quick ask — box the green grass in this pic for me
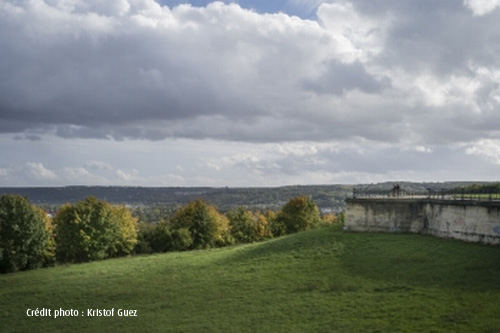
[1,224,500,332]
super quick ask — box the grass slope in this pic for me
[1,224,500,332]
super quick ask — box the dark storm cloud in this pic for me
[0,0,500,147]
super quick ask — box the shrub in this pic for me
[0,195,52,273]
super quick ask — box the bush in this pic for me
[0,195,53,273]
[54,197,137,263]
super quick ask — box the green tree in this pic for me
[274,196,322,235]
[54,197,137,263]
[171,200,232,249]
[136,220,193,254]
[0,195,52,273]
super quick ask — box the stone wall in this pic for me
[345,198,500,245]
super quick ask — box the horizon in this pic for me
[1,180,497,189]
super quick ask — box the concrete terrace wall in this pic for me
[345,198,500,245]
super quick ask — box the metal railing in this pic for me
[352,188,500,201]
[352,188,416,199]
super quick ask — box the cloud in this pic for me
[464,0,500,16]
[303,60,390,95]
[61,167,111,184]
[26,162,57,180]
[287,0,325,17]
[13,134,42,141]
[116,169,133,181]
[466,139,500,164]
[86,160,113,171]
[1,0,500,152]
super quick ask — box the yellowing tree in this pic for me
[110,205,138,256]
[253,211,273,240]
[227,207,272,243]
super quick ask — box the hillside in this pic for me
[0,181,490,212]
[1,225,499,332]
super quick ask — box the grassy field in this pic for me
[1,224,499,332]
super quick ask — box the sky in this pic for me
[1,0,500,187]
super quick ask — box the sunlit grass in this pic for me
[1,224,499,332]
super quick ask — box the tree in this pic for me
[134,222,156,254]
[227,207,272,243]
[109,205,138,256]
[253,211,273,240]
[227,207,256,243]
[274,196,322,235]
[54,197,137,263]
[170,200,233,249]
[0,195,52,273]
[136,220,193,254]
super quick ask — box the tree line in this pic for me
[0,194,343,274]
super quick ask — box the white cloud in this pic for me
[61,167,111,184]
[464,0,500,16]
[26,162,57,180]
[273,142,320,157]
[466,139,500,164]
[317,2,391,62]
[116,169,133,181]
[400,145,433,154]
[413,74,481,108]
[63,167,91,178]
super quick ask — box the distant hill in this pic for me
[0,181,494,212]
[0,185,352,212]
